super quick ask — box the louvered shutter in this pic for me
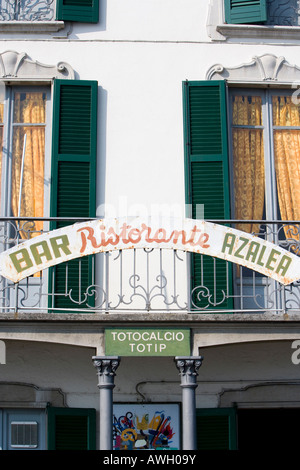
[196,408,237,450]
[224,0,267,24]
[183,80,232,311]
[50,79,97,312]
[56,0,99,23]
[47,407,96,450]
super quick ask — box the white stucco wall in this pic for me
[0,2,300,437]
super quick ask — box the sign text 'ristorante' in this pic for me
[0,217,299,285]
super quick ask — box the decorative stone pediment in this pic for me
[0,50,75,81]
[206,54,300,85]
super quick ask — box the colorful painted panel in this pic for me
[113,404,180,450]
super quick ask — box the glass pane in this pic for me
[272,95,300,127]
[13,92,46,124]
[267,0,300,27]
[11,92,46,238]
[274,129,300,249]
[232,128,265,234]
[11,126,45,226]
[273,97,300,252]
[0,101,4,211]
[232,95,262,126]
[231,95,264,234]
[0,101,4,123]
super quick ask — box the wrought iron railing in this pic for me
[0,0,55,21]
[0,217,300,315]
[266,0,300,25]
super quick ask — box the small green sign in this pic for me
[105,327,190,356]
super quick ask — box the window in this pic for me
[208,0,300,41]
[0,78,98,313]
[183,80,300,311]
[230,89,300,234]
[0,0,55,21]
[0,409,46,450]
[0,0,99,32]
[0,50,98,313]
[0,87,50,238]
[225,0,299,26]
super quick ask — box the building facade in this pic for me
[0,0,299,450]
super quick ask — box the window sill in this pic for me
[216,24,300,40]
[0,21,65,33]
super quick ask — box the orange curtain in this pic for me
[232,95,265,234]
[273,96,300,249]
[11,92,45,237]
[0,103,4,208]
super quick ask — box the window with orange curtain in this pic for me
[273,96,300,249]
[0,101,4,208]
[9,91,47,237]
[230,89,300,252]
[231,94,265,235]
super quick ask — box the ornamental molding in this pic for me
[93,357,121,377]
[206,53,300,85]
[0,50,75,81]
[175,356,203,380]
[0,21,65,34]
[92,356,121,387]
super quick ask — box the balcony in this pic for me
[0,0,64,33]
[0,217,300,319]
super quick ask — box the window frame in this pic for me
[0,85,52,221]
[228,87,300,224]
[0,0,99,34]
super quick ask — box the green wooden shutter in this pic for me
[56,0,99,23]
[224,0,267,24]
[196,408,237,450]
[47,407,96,450]
[183,80,232,311]
[50,79,97,312]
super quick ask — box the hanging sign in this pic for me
[105,327,191,356]
[0,216,299,285]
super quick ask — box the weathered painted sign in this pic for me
[105,327,191,356]
[0,216,299,285]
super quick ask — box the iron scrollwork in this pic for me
[0,0,55,22]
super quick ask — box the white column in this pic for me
[92,356,121,450]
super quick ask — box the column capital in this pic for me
[174,356,203,386]
[92,356,121,389]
